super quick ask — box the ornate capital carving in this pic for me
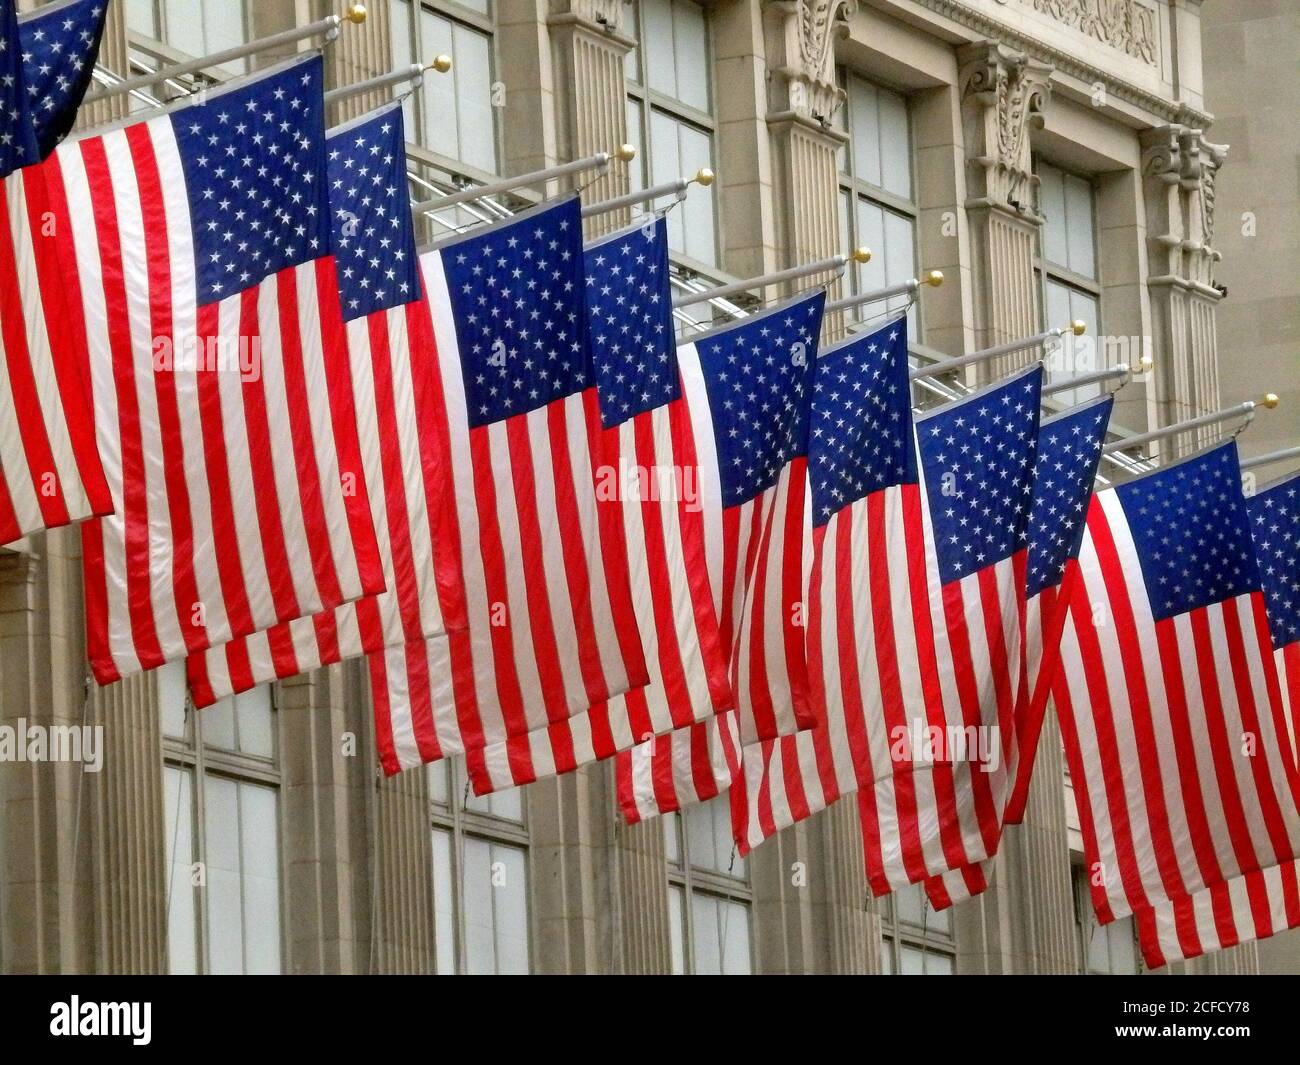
[766,0,858,128]
[549,0,627,37]
[1028,0,1157,67]
[1140,124,1229,289]
[959,42,1053,219]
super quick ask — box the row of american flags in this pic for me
[2,2,1298,970]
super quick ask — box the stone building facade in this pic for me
[1,0,1294,974]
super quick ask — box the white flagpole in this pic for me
[581,168,715,218]
[1100,395,1279,454]
[909,321,1086,381]
[323,56,451,105]
[670,249,871,310]
[1240,444,1300,472]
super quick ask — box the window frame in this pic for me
[1072,863,1140,974]
[427,759,533,974]
[663,803,754,974]
[834,68,920,330]
[159,672,284,975]
[878,883,957,975]
[623,0,720,270]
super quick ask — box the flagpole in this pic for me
[323,56,452,105]
[580,168,715,218]
[670,249,871,309]
[1240,444,1300,472]
[908,321,1086,381]
[88,6,367,102]
[1040,357,1152,397]
[409,146,637,215]
[1100,395,1279,454]
[828,270,943,315]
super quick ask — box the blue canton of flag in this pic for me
[916,364,1042,585]
[19,0,106,157]
[442,196,591,429]
[174,54,328,306]
[695,289,824,509]
[0,0,39,177]
[584,215,677,428]
[1025,394,1112,597]
[808,315,915,527]
[1246,472,1300,649]
[326,101,420,320]
[1115,441,1260,621]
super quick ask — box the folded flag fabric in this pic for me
[1248,471,1300,757]
[1055,441,1300,929]
[616,707,741,824]
[924,394,1113,907]
[40,54,385,683]
[0,0,111,545]
[18,0,108,158]
[464,217,732,793]
[186,103,465,706]
[1131,469,1300,966]
[368,196,649,773]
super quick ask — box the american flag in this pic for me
[924,394,1114,909]
[1054,441,1300,935]
[687,288,822,744]
[1132,469,1300,966]
[19,0,107,157]
[186,102,466,706]
[612,289,824,814]
[0,0,110,545]
[368,196,650,774]
[464,216,732,794]
[39,54,385,683]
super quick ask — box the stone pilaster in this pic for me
[764,1,854,332]
[74,0,132,128]
[1140,124,1228,451]
[279,662,371,974]
[370,755,437,974]
[316,0,396,124]
[528,767,602,973]
[751,821,819,972]
[547,0,635,236]
[959,41,1052,379]
[612,815,673,974]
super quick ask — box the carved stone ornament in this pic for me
[1140,124,1229,286]
[960,42,1054,217]
[551,0,626,35]
[768,0,858,126]
[1029,0,1157,67]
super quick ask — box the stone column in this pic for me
[547,0,635,236]
[73,0,132,128]
[370,760,437,973]
[1139,125,1228,452]
[958,42,1051,380]
[316,0,396,124]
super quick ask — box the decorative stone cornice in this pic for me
[910,0,1213,128]
[1028,0,1157,67]
[767,0,858,127]
[960,42,1053,219]
[549,0,626,35]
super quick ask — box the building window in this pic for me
[879,883,956,974]
[624,0,718,267]
[427,760,531,974]
[390,0,500,176]
[664,798,753,973]
[834,72,918,327]
[1035,160,1102,402]
[159,663,282,975]
[123,0,250,75]
[1073,867,1138,974]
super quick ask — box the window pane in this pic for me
[663,812,682,866]
[899,944,926,974]
[848,76,881,189]
[1038,162,1068,268]
[895,883,926,928]
[883,207,917,324]
[925,950,955,975]
[465,782,523,822]
[853,197,887,298]
[125,0,158,39]
[626,98,647,191]
[671,0,710,113]
[668,886,685,974]
[163,766,197,974]
[428,762,450,807]
[203,776,244,974]
[390,0,417,138]
[877,86,910,200]
[462,838,529,973]
[201,697,237,752]
[720,899,752,973]
[453,23,497,174]
[1064,171,1096,279]
[643,0,677,100]
[432,828,457,974]
[880,937,895,974]
[158,662,188,739]
[236,687,274,758]
[624,0,642,83]
[690,893,721,973]
[1109,919,1138,974]
[239,782,280,974]
[676,122,716,266]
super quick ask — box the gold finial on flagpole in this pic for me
[1071,319,1087,336]
[692,167,715,187]
[849,247,872,264]
[428,55,453,73]
[1260,393,1280,409]
[921,269,943,287]
[613,144,638,163]
[345,4,367,24]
